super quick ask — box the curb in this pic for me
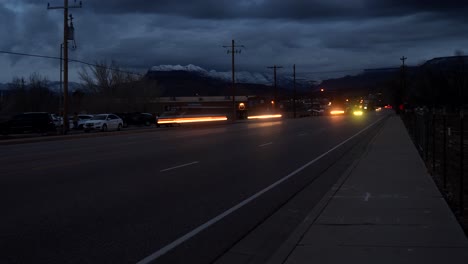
[0,117,290,146]
[0,126,168,145]
[266,117,387,264]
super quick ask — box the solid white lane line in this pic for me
[160,161,199,172]
[137,116,386,264]
[258,142,273,147]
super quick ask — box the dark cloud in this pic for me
[84,0,364,20]
[0,5,17,50]
[366,0,468,13]
[76,0,468,20]
[319,14,468,51]
[1,0,468,83]
[17,0,468,21]
[1,3,60,67]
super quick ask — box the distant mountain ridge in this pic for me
[146,64,315,97]
[150,64,276,85]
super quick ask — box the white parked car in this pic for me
[71,114,94,129]
[83,114,123,132]
[51,114,63,127]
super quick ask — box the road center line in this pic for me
[160,161,199,172]
[137,115,387,264]
[258,142,273,147]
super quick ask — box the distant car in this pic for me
[116,112,156,128]
[156,111,181,127]
[51,114,63,127]
[71,114,94,130]
[309,108,324,116]
[83,114,123,132]
[0,112,56,135]
[310,104,325,116]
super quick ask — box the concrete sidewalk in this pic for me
[270,115,468,264]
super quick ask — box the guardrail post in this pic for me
[425,111,430,162]
[433,110,436,173]
[415,112,419,150]
[460,110,464,216]
[443,109,447,189]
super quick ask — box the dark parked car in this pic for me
[0,112,57,135]
[116,112,156,128]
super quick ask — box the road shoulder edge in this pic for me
[266,116,388,264]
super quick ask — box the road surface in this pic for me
[0,112,389,263]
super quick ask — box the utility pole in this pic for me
[293,64,296,118]
[400,56,407,102]
[267,65,283,110]
[48,0,82,133]
[222,40,244,121]
[400,56,407,65]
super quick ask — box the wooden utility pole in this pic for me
[400,56,407,66]
[223,40,244,121]
[48,0,82,133]
[267,65,283,110]
[293,64,296,118]
[400,56,407,101]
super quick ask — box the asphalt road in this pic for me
[0,111,389,264]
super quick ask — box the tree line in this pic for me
[1,54,466,116]
[0,61,161,115]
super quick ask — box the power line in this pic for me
[0,50,59,61]
[0,50,143,76]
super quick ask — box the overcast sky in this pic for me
[1,0,468,83]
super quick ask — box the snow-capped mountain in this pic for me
[146,64,317,97]
[149,64,276,85]
[150,64,207,73]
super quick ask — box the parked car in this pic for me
[71,114,94,129]
[310,103,325,116]
[51,114,63,127]
[83,114,123,132]
[0,112,56,135]
[116,112,156,127]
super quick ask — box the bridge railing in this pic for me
[402,108,467,227]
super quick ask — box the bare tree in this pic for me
[2,73,58,113]
[78,61,161,113]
